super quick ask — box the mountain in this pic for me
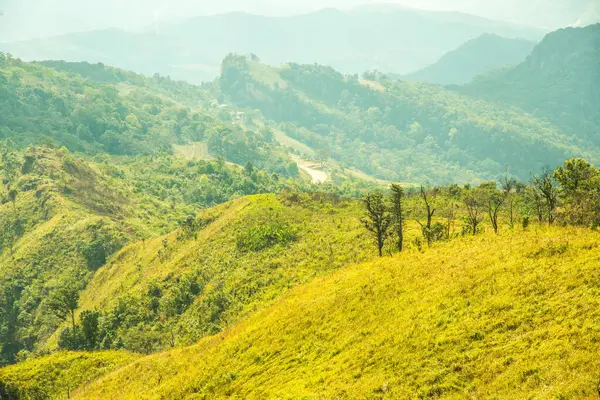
[5,225,600,399]
[458,23,600,146]
[0,8,545,83]
[0,56,301,177]
[402,34,536,85]
[217,54,593,183]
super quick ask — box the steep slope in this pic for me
[0,147,193,364]
[54,193,377,355]
[459,23,600,145]
[38,225,600,399]
[0,8,544,83]
[218,55,593,183]
[402,34,536,85]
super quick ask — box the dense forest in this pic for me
[0,55,298,177]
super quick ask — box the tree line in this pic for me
[362,158,600,255]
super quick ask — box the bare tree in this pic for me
[500,173,518,228]
[440,199,459,239]
[389,184,405,252]
[362,193,391,257]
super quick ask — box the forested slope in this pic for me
[0,55,299,176]
[218,54,592,183]
[459,23,600,146]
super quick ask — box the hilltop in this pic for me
[402,34,536,85]
[4,225,600,398]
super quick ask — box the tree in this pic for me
[416,186,437,246]
[389,184,405,252]
[524,185,545,223]
[480,182,505,234]
[244,161,254,176]
[500,173,519,228]
[362,193,391,257]
[531,168,559,224]
[553,158,596,194]
[80,310,100,350]
[553,159,600,226]
[47,277,80,335]
[0,142,20,202]
[463,189,484,236]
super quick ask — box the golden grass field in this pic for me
[4,222,600,399]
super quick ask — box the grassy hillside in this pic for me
[0,146,323,365]
[402,34,536,85]
[0,146,195,364]
[31,225,599,399]
[0,351,138,399]
[219,54,592,183]
[61,193,379,354]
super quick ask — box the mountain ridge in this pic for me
[1,8,544,83]
[402,34,536,85]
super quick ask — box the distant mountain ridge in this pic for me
[458,23,600,145]
[0,7,545,83]
[402,34,536,85]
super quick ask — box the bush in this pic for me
[58,327,85,350]
[422,222,448,244]
[236,222,298,252]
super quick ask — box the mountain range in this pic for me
[0,7,545,83]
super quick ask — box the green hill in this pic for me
[0,146,195,365]
[52,193,378,354]
[0,144,328,366]
[0,55,298,177]
[402,34,536,85]
[7,225,600,399]
[218,54,593,183]
[459,23,600,146]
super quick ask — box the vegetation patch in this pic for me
[236,222,299,252]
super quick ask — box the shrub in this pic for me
[236,222,298,252]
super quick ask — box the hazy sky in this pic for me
[0,0,598,41]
